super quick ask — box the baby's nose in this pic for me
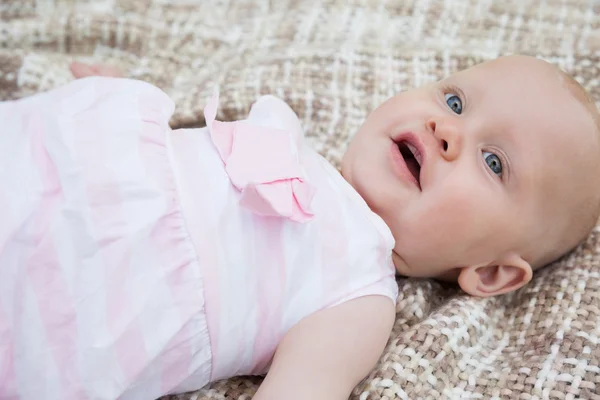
[426,118,462,161]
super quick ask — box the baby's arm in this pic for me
[254,295,395,400]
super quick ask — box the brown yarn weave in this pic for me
[2,0,600,398]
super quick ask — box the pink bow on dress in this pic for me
[204,93,315,222]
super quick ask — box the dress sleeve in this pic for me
[247,95,305,146]
[327,275,399,309]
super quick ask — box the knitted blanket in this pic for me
[2,0,599,398]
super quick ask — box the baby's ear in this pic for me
[457,254,533,297]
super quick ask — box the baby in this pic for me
[1,55,599,400]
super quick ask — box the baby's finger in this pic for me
[70,61,97,78]
[94,64,123,78]
[70,62,124,78]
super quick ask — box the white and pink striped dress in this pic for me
[0,77,398,400]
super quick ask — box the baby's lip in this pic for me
[391,131,427,189]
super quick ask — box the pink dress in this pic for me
[0,77,398,400]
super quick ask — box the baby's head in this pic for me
[342,55,600,297]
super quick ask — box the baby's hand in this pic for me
[70,61,123,79]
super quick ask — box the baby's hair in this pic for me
[559,70,600,133]
[534,68,600,269]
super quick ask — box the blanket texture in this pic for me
[2,0,600,398]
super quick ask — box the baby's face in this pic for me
[342,56,599,282]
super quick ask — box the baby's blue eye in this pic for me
[445,93,462,114]
[483,151,502,177]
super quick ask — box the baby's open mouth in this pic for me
[397,141,422,186]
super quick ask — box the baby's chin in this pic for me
[339,154,351,178]
[338,157,363,195]
[392,249,462,282]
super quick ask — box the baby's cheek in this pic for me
[428,185,475,220]
[422,185,489,235]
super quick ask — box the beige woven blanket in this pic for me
[2,0,599,398]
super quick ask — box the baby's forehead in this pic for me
[518,86,599,213]
[451,59,589,128]
[515,86,596,177]
[452,56,560,81]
